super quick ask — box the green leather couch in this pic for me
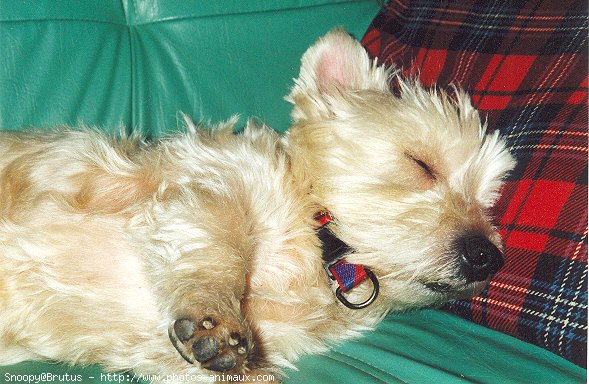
[0,1,585,383]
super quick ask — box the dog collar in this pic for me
[315,211,379,309]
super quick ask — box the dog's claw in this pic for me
[228,333,240,346]
[169,315,250,372]
[202,317,215,330]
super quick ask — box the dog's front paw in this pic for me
[169,315,250,372]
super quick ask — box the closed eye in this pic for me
[409,155,436,180]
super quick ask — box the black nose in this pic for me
[456,234,504,282]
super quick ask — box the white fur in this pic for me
[0,30,514,383]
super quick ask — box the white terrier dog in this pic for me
[0,30,514,383]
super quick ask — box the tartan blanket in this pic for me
[361,0,587,367]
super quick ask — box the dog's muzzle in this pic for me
[456,234,504,282]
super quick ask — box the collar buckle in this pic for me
[325,259,380,309]
[316,211,380,309]
[335,267,379,310]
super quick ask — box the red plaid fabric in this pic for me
[362,0,587,367]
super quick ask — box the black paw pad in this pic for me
[193,336,220,362]
[169,315,250,373]
[173,318,195,343]
[205,354,237,372]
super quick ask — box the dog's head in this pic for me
[286,30,515,309]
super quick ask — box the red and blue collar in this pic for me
[314,211,379,309]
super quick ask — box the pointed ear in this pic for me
[286,29,391,120]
